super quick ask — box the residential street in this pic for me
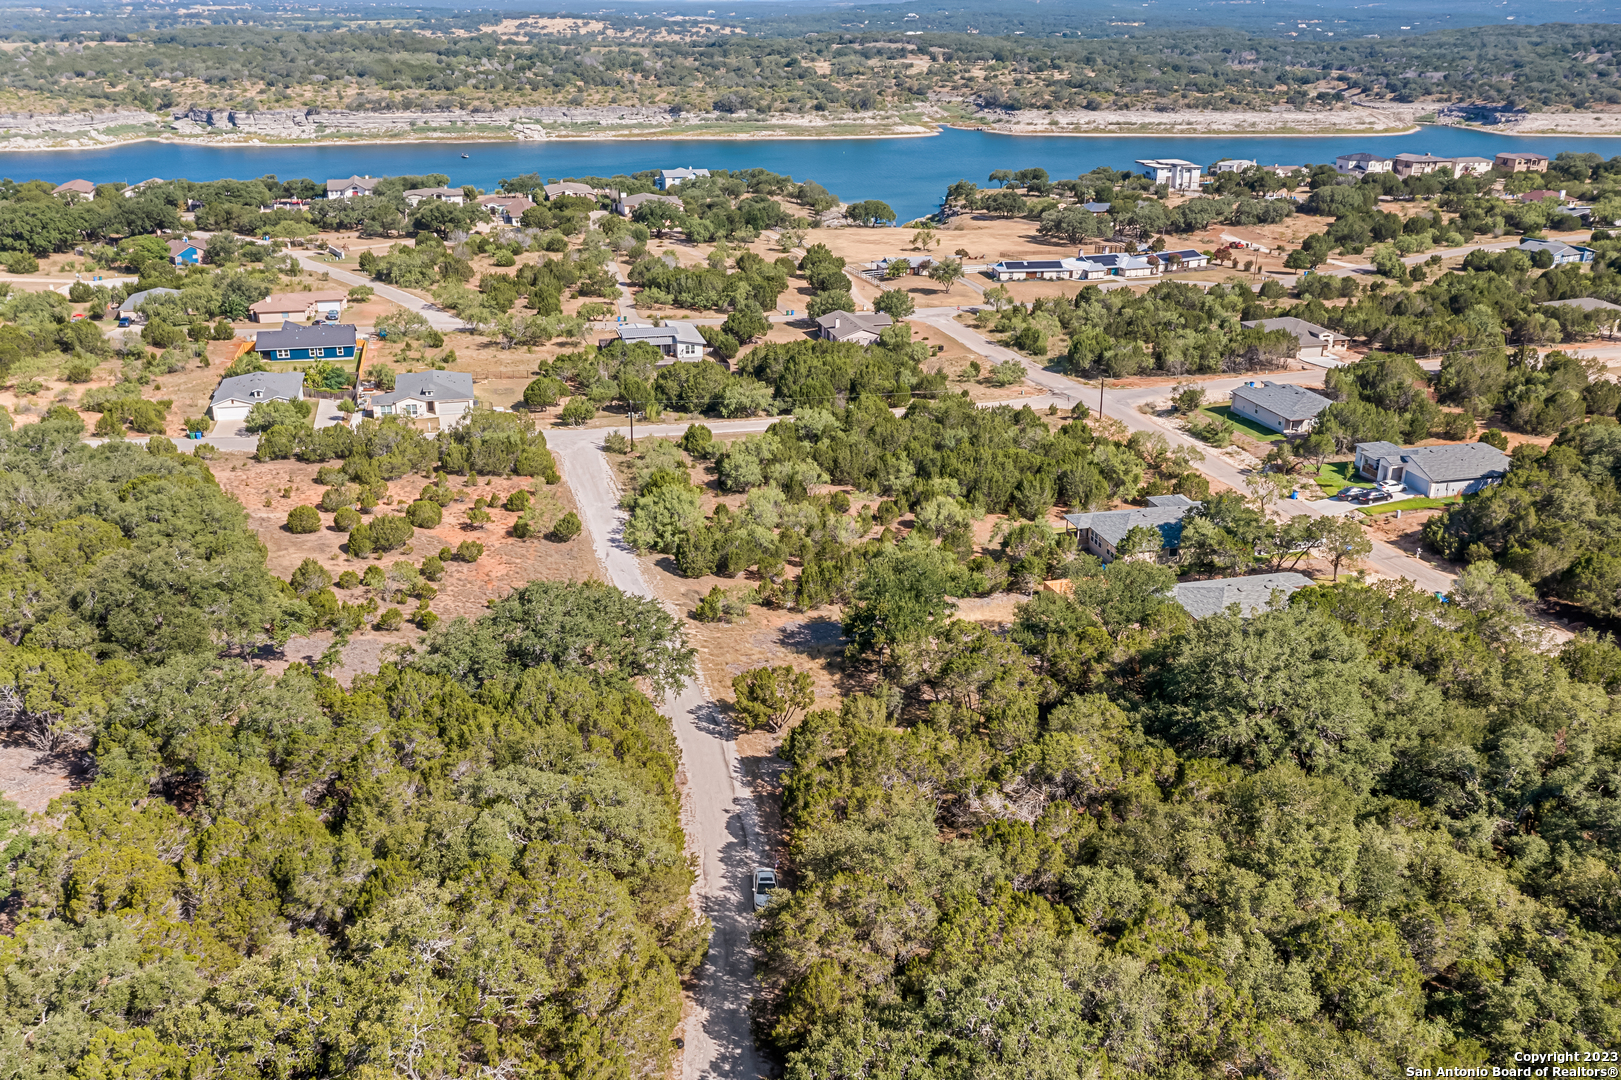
[289,252,464,332]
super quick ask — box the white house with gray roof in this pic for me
[815,310,893,345]
[1062,494,1202,562]
[606,322,707,362]
[1228,380,1333,435]
[116,287,181,326]
[1171,572,1314,619]
[367,370,475,426]
[209,371,304,426]
[1354,441,1512,497]
[657,167,710,190]
[1240,316,1338,363]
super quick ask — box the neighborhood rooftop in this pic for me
[1232,380,1333,421]
[371,370,475,407]
[1171,572,1314,619]
[1063,494,1202,551]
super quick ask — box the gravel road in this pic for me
[547,427,771,1080]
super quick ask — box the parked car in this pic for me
[752,868,777,911]
[1337,486,1375,501]
[1360,489,1399,506]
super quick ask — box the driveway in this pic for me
[289,252,464,333]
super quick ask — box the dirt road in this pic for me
[547,427,771,1080]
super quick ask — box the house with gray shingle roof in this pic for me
[1171,572,1314,619]
[1229,380,1333,435]
[1354,441,1512,497]
[209,371,304,426]
[1062,494,1202,562]
[367,370,475,427]
[1240,316,1338,362]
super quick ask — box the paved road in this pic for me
[914,308,1459,592]
[289,253,464,332]
[546,427,770,1080]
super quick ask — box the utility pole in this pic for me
[1098,376,1106,421]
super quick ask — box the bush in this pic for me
[515,444,560,481]
[679,423,715,459]
[348,523,374,557]
[414,605,440,630]
[142,317,184,349]
[375,607,405,631]
[559,397,596,425]
[67,281,93,303]
[876,499,901,526]
[504,489,531,512]
[64,360,96,383]
[603,431,632,454]
[370,514,415,552]
[332,507,360,532]
[211,318,234,341]
[285,505,321,533]
[319,485,355,513]
[829,491,852,514]
[550,511,582,542]
[420,555,444,581]
[407,499,443,528]
[1188,414,1236,447]
[522,375,565,409]
[456,540,485,562]
[1481,428,1510,451]
[3,251,37,274]
[987,358,1027,387]
[337,570,361,589]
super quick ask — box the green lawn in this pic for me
[1314,461,1361,496]
[1358,494,1469,516]
[1198,404,1285,443]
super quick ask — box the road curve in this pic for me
[546,427,771,1080]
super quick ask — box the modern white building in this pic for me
[1334,153,1393,176]
[325,175,382,198]
[1228,380,1333,435]
[609,322,708,362]
[1354,441,1512,497]
[1136,159,1203,192]
[657,167,711,190]
[988,258,1109,281]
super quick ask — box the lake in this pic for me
[12,125,1621,222]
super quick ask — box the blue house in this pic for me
[167,239,201,266]
[1518,238,1595,265]
[253,323,358,362]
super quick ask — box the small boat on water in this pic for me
[461,153,469,158]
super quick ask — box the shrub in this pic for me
[64,360,96,383]
[370,514,415,553]
[333,506,361,532]
[1188,415,1235,447]
[285,505,321,533]
[362,565,387,588]
[289,556,333,596]
[522,375,566,409]
[679,424,715,459]
[3,251,37,274]
[504,490,531,512]
[414,605,439,630]
[438,546,455,562]
[142,318,184,349]
[559,397,596,425]
[1481,428,1510,451]
[694,585,756,624]
[875,500,901,526]
[829,491,852,514]
[987,358,1026,387]
[337,570,361,589]
[319,485,355,513]
[67,281,92,303]
[456,540,484,562]
[375,607,405,631]
[420,555,445,581]
[515,445,560,482]
[549,511,582,542]
[211,319,235,341]
[407,499,443,528]
[347,523,374,557]
[603,431,632,454]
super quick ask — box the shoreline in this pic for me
[7,112,1621,154]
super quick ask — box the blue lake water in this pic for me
[14,125,1621,222]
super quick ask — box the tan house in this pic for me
[249,290,349,324]
[1495,152,1549,173]
[52,179,96,200]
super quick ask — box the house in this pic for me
[1518,238,1595,265]
[1495,152,1549,173]
[124,177,165,198]
[268,198,309,211]
[249,290,349,325]
[1081,201,1112,214]
[815,310,893,345]
[477,194,534,225]
[1171,572,1314,619]
[1518,189,1572,205]
[1212,159,1258,174]
[543,181,600,201]
[613,191,682,217]
[52,179,96,200]
[1228,380,1333,435]
[1240,316,1338,362]
[1335,153,1393,176]
[873,256,933,276]
[326,175,382,199]
[116,287,181,326]
[1392,153,1453,178]
[1540,297,1621,335]
[987,258,1108,281]
[1158,248,1210,271]
[402,186,465,207]
[367,370,475,426]
[1062,494,1202,562]
[1136,158,1203,192]
[1450,156,1495,178]
[1089,252,1160,278]
[209,371,304,426]
[1353,441,1511,497]
[167,239,202,266]
[607,322,708,362]
[253,323,359,362]
[657,167,710,190]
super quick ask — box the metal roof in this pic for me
[118,287,180,314]
[1241,316,1334,347]
[1541,297,1621,314]
[1063,496,1201,550]
[1171,572,1314,619]
[815,310,893,340]
[1230,380,1333,421]
[617,322,707,346]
